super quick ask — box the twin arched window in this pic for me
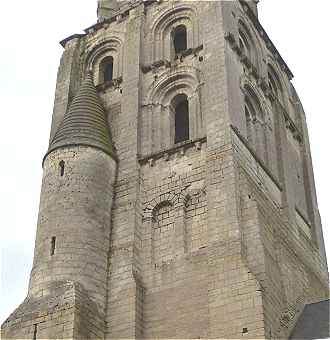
[172,94,190,144]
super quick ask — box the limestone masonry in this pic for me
[2,1,329,339]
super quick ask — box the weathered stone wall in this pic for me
[30,146,116,311]
[2,146,117,339]
[234,130,328,338]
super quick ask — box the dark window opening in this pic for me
[173,94,189,144]
[50,236,56,256]
[33,324,38,340]
[59,160,65,177]
[173,25,187,54]
[100,56,114,83]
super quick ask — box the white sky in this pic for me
[1,0,329,325]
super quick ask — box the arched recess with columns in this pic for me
[243,83,269,165]
[237,15,267,75]
[142,185,207,268]
[267,61,287,108]
[237,18,264,73]
[241,77,279,176]
[84,37,124,86]
[147,4,200,63]
[141,66,204,155]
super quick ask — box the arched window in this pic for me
[239,29,251,60]
[172,94,189,144]
[238,21,259,70]
[99,56,114,83]
[268,65,284,105]
[244,90,268,164]
[173,25,187,55]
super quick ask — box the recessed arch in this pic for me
[238,18,263,72]
[147,66,201,105]
[152,200,173,223]
[84,37,123,85]
[141,67,203,154]
[149,4,200,62]
[243,84,268,164]
[267,63,286,106]
[244,85,264,121]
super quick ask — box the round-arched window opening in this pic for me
[173,25,187,55]
[99,56,114,83]
[172,94,190,144]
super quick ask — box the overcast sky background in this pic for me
[1,1,329,324]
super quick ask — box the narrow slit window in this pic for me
[50,236,56,256]
[173,25,187,54]
[33,324,38,340]
[59,160,65,177]
[173,94,189,144]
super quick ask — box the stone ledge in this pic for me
[138,136,206,165]
[95,76,123,93]
[141,45,203,73]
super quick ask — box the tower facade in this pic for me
[2,1,329,339]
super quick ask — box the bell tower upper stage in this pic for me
[1,1,328,339]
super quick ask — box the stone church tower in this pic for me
[2,1,329,339]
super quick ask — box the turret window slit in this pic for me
[59,160,65,177]
[50,236,56,256]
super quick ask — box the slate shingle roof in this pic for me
[47,72,115,158]
[290,299,330,340]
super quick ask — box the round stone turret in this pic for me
[28,73,117,315]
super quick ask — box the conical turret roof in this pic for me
[46,73,115,159]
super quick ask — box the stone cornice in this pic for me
[60,34,86,48]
